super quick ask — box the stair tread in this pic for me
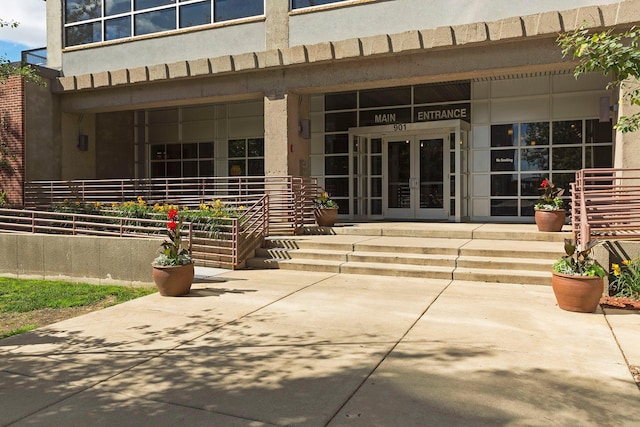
[455,267,551,277]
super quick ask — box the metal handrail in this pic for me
[571,168,640,250]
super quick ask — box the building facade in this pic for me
[12,0,640,221]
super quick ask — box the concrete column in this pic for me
[264,93,289,176]
[46,0,63,70]
[614,79,640,169]
[264,92,311,176]
[265,0,290,50]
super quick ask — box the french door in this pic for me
[383,134,449,219]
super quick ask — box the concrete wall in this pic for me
[96,111,135,179]
[61,21,266,76]
[61,112,96,179]
[0,233,161,286]
[25,73,63,182]
[289,0,620,46]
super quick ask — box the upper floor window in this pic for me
[64,0,264,47]
[291,0,351,10]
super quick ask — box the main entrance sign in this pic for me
[415,103,471,122]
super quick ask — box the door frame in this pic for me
[348,120,470,222]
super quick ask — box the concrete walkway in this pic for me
[1,268,639,426]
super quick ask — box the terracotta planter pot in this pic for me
[152,263,194,296]
[314,208,338,227]
[534,209,565,232]
[551,272,604,313]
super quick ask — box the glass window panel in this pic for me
[105,16,131,40]
[520,199,536,217]
[520,148,548,171]
[166,162,181,177]
[371,199,382,215]
[414,82,471,104]
[151,145,166,159]
[552,172,575,197]
[166,144,181,159]
[199,160,214,175]
[586,146,613,168]
[491,124,517,147]
[180,1,211,28]
[151,162,165,177]
[183,161,198,177]
[325,134,349,154]
[491,199,518,216]
[199,142,213,158]
[135,8,176,36]
[66,0,102,23]
[521,174,544,196]
[106,0,131,15]
[325,92,357,111]
[214,0,263,21]
[552,146,582,170]
[65,22,102,46]
[552,120,582,145]
[490,149,517,172]
[371,138,382,154]
[520,122,549,146]
[371,156,382,175]
[183,143,197,159]
[586,119,613,143]
[324,111,357,132]
[325,156,349,175]
[359,108,411,127]
[135,0,174,10]
[247,159,264,176]
[491,174,518,197]
[325,177,349,197]
[359,87,411,108]
[247,138,264,157]
[228,139,246,157]
[371,178,382,197]
[292,0,347,9]
[228,160,244,176]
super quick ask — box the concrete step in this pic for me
[339,262,454,280]
[453,267,552,286]
[347,251,456,267]
[456,255,552,273]
[255,247,349,262]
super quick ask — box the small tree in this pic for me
[557,26,640,133]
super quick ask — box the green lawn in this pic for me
[0,277,156,338]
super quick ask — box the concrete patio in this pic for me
[1,268,639,426]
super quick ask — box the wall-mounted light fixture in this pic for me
[77,134,89,151]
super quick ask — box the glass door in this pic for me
[383,134,449,219]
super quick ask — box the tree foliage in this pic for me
[557,26,640,133]
[0,19,42,84]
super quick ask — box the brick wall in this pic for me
[0,75,25,206]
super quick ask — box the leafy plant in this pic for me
[314,191,338,209]
[534,178,564,211]
[557,26,640,133]
[0,189,7,207]
[153,208,193,266]
[553,238,606,277]
[610,258,640,299]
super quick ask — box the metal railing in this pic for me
[0,194,269,270]
[24,175,319,235]
[571,168,640,250]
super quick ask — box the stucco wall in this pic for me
[0,233,160,286]
[289,0,621,46]
[96,111,135,179]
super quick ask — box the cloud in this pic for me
[0,0,47,48]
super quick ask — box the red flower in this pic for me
[167,220,177,231]
[540,178,549,188]
[167,209,179,220]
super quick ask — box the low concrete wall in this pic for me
[0,233,161,286]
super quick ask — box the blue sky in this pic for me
[0,0,47,62]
